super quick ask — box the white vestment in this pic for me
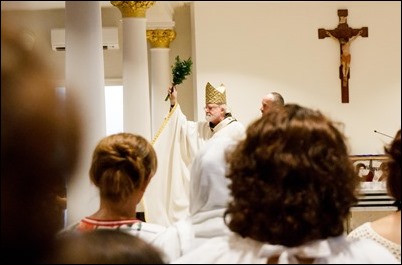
[143,104,244,227]
[172,233,399,264]
[152,136,236,262]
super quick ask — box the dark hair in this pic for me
[224,104,358,247]
[90,133,157,202]
[384,129,401,205]
[52,230,165,264]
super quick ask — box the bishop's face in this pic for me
[204,104,224,124]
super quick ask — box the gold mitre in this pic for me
[205,82,227,104]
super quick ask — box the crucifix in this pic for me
[318,9,368,103]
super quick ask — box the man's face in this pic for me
[204,104,224,124]
[260,95,275,116]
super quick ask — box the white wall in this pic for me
[2,2,400,154]
[191,1,401,154]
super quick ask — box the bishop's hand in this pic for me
[166,85,177,106]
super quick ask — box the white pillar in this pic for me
[112,1,155,140]
[112,1,155,214]
[65,1,106,225]
[147,27,176,138]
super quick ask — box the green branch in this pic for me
[165,56,193,101]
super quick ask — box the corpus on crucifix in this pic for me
[318,9,368,103]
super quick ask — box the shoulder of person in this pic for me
[347,222,371,239]
[345,237,399,263]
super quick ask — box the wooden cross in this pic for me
[318,9,368,103]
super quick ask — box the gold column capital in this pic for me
[111,1,155,18]
[146,29,176,48]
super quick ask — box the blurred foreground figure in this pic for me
[1,22,82,263]
[53,229,165,264]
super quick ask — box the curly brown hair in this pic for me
[384,129,401,204]
[90,133,157,202]
[224,104,359,247]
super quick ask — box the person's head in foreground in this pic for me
[225,103,358,247]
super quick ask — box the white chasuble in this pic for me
[143,104,244,227]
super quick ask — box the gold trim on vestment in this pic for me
[151,103,177,145]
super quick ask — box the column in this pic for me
[147,26,176,138]
[65,1,106,226]
[111,1,155,140]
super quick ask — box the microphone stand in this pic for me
[373,130,393,139]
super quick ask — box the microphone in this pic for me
[374,130,393,139]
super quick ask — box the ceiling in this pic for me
[1,1,114,11]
